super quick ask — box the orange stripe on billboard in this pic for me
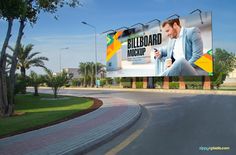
[106,31,123,62]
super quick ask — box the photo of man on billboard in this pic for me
[154,18,208,76]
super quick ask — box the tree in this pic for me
[0,0,28,116]
[44,69,71,98]
[28,71,44,96]
[211,48,236,88]
[17,44,48,93]
[78,62,105,87]
[0,0,81,116]
[17,44,48,77]
[8,0,38,115]
[95,62,105,86]
[78,62,90,87]
[88,62,95,87]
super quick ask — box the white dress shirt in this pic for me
[173,27,184,60]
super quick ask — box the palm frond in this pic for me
[27,51,40,60]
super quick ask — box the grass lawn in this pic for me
[219,86,236,91]
[0,93,93,138]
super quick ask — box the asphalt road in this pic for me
[34,88,236,155]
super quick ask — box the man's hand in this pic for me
[154,49,161,59]
[165,58,172,68]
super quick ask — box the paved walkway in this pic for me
[0,96,141,155]
[62,87,236,96]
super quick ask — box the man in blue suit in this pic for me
[155,18,206,76]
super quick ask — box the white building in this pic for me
[223,68,236,86]
[63,68,81,79]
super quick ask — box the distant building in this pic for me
[223,68,236,86]
[63,68,80,79]
[63,67,106,79]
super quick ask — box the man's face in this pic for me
[163,23,178,39]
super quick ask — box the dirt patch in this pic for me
[40,97,71,100]
[0,97,103,139]
[13,112,26,116]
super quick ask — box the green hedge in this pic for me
[185,82,203,89]
[121,77,132,88]
[105,77,113,85]
[169,82,179,89]
[136,81,143,88]
[100,79,106,87]
[114,77,121,85]
[71,78,80,86]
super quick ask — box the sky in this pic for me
[0,0,236,74]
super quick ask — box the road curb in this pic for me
[56,87,236,96]
[34,87,236,96]
[0,93,142,155]
[63,102,142,155]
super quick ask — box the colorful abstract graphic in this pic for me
[194,49,213,75]
[106,31,123,62]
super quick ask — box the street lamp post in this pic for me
[59,47,69,72]
[81,21,98,88]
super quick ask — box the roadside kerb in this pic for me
[53,87,236,96]
[0,95,141,155]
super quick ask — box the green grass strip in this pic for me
[0,94,93,137]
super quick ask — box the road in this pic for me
[36,88,236,155]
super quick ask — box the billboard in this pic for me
[106,11,212,77]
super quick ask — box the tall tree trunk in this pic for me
[20,67,26,94]
[83,76,86,87]
[91,65,95,87]
[8,19,25,116]
[0,19,13,117]
[53,87,58,98]
[20,67,26,77]
[34,86,39,96]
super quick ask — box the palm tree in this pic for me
[17,44,49,77]
[28,71,44,96]
[79,62,90,87]
[8,44,49,93]
[88,62,95,87]
[44,69,71,98]
[79,62,105,87]
[90,62,105,87]
[96,62,105,77]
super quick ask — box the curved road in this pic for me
[38,88,236,155]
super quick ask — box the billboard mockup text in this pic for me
[106,11,213,77]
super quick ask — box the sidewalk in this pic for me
[61,87,236,96]
[0,96,141,155]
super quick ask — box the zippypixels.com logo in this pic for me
[199,146,230,151]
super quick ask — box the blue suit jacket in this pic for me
[160,27,203,67]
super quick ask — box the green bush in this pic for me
[211,73,226,89]
[71,78,80,87]
[136,81,143,88]
[153,77,163,88]
[169,82,179,89]
[184,76,203,89]
[114,77,121,85]
[100,79,106,87]
[134,77,143,88]
[185,82,203,89]
[155,82,162,88]
[65,83,70,87]
[106,77,113,85]
[15,75,29,94]
[121,77,132,88]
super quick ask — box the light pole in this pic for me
[59,47,69,72]
[81,21,98,88]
